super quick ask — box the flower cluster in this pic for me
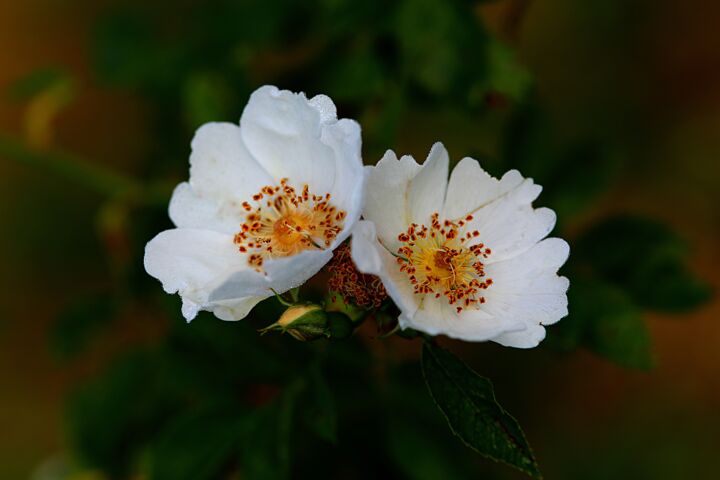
[145,85,569,347]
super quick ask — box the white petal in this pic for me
[442,158,523,219]
[408,142,449,224]
[168,182,241,234]
[362,150,422,250]
[240,85,337,196]
[317,117,365,245]
[351,220,420,319]
[407,298,525,341]
[484,238,570,348]
[212,296,266,321]
[189,122,274,203]
[465,179,556,263]
[144,228,248,321]
[208,249,333,302]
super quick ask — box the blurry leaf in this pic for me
[92,12,184,93]
[387,419,467,480]
[549,279,653,369]
[182,72,235,128]
[67,351,178,477]
[302,364,337,443]
[503,105,619,220]
[8,68,73,100]
[323,46,387,102]
[147,402,246,480]
[474,39,532,102]
[396,0,465,95]
[421,343,541,478]
[51,293,116,360]
[576,215,712,312]
[240,381,303,480]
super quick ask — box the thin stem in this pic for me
[0,135,173,205]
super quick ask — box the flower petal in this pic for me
[169,182,241,234]
[362,150,422,249]
[408,142,449,224]
[240,85,337,196]
[484,238,570,348]
[189,122,275,203]
[144,228,249,321]
[317,117,365,245]
[464,179,556,263]
[208,249,333,301]
[407,298,525,341]
[351,220,419,319]
[442,158,523,220]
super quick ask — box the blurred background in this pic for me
[1,0,718,479]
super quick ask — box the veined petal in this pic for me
[408,142,449,224]
[484,238,570,348]
[464,179,556,263]
[442,158,523,220]
[363,150,422,250]
[240,85,337,196]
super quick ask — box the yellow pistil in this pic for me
[396,213,493,313]
[234,178,346,272]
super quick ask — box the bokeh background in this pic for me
[1,0,718,479]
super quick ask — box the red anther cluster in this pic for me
[327,242,388,308]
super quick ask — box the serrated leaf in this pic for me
[421,343,541,478]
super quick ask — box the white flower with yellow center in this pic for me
[351,143,569,347]
[144,86,364,321]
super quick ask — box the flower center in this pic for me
[396,213,493,313]
[234,179,346,271]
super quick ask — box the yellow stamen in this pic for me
[396,213,493,313]
[234,178,345,272]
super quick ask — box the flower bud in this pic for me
[262,303,329,341]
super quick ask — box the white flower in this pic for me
[351,143,569,347]
[144,86,365,321]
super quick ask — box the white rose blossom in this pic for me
[351,143,569,347]
[144,86,365,321]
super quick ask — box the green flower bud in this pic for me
[261,303,329,341]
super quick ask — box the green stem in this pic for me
[0,135,173,205]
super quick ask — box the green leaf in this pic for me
[8,67,74,100]
[421,343,541,478]
[303,364,337,443]
[576,215,712,312]
[147,402,246,480]
[387,419,468,480]
[548,279,653,369]
[51,293,116,360]
[396,0,468,95]
[475,39,533,102]
[182,72,235,129]
[240,381,303,480]
[67,350,178,477]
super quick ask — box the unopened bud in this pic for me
[261,303,329,341]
